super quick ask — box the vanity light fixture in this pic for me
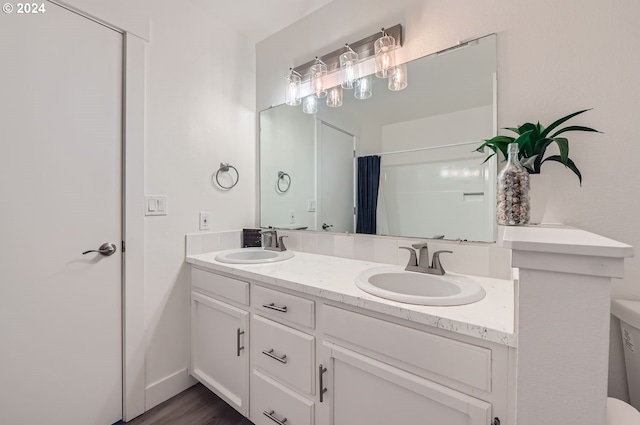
[285,68,302,106]
[340,44,359,89]
[310,57,328,98]
[302,94,318,114]
[388,63,408,91]
[374,28,397,78]
[354,75,372,100]
[326,86,343,108]
[285,25,403,109]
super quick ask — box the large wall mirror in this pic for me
[260,34,497,242]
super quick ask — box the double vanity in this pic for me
[186,227,633,425]
[188,245,513,424]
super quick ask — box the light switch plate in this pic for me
[145,195,167,216]
[199,212,211,230]
[307,200,317,212]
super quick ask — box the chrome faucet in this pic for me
[399,242,452,275]
[261,229,288,252]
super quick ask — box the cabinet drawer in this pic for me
[191,267,249,305]
[253,285,314,329]
[252,315,315,394]
[322,305,492,392]
[250,369,314,425]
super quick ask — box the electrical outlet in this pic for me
[307,200,317,212]
[199,212,211,230]
[289,210,295,224]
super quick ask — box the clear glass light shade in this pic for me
[354,75,372,100]
[285,72,301,106]
[326,86,343,108]
[302,95,317,114]
[310,62,328,98]
[388,63,408,91]
[340,50,359,89]
[374,35,396,78]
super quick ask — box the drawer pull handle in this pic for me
[263,410,287,425]
[262,348,288,364]
[319,364,328,402]
[263,302,288,313]
[236,328,245,357]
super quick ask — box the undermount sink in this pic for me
[214,248,294,264]
[355,266,486,306]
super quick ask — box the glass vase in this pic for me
[497,143,530,225]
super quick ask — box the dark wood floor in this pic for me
[124,384,253,425]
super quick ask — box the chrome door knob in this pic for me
[82,242,117,256]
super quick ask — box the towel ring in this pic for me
[214,162,239,190]
[276,171,291,193]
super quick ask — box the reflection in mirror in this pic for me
[260,34,497,242]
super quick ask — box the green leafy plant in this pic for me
[475,109,600,184]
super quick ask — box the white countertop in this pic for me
[503,225,634,258]
[186,250,516,347]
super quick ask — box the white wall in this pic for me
[257,0,640,401]
[138,0,256,409]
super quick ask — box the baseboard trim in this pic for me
[145,368,197,411]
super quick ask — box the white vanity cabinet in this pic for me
[249,285,317,425]
[189,265,510,425]
[190,267,250,415]
[319,344,492,424]
[316,305,507,425]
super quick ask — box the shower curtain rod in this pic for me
[371,140,481,156]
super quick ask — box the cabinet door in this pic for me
[317,343,492,425]
[191,292,249,415]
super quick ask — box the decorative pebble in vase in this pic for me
[497,143,530,225]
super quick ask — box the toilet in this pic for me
[609,299,640,424]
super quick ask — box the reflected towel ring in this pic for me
[276,171,291,193]
[214,162,239,190]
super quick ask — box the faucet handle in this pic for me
[431,250,453,275]
[399,246,418,267]
[278,235,288,251]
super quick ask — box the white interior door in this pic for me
[0,2,123,424]
[318,122,355,233]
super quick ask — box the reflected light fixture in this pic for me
[354,75,372,100]
[388,63,408,91]
[340,44,359,89]
[310,57,328,98]
[302,95,317,114]
[375,28,397,78]
[327,86,343,108]
[285,68,302,106]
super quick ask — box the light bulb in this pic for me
[326,86,343,108]
[310,58,327,98]
[375,33,396,78]
[354,75,372,100]
[285,70,301,106]
[388,63,408,91]
[302,95,317,114]
[340,48,359,89]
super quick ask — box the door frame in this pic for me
[51,1,148,421]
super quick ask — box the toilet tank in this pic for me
[612,299,640,411]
